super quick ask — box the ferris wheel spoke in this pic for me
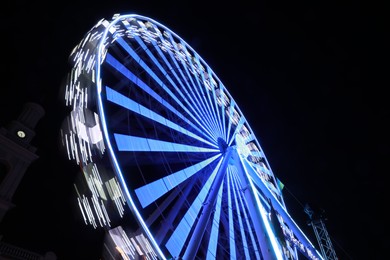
[166,37,218,133]
[114,134,219,153]
[153,175,198,244]
[204,67,225,140]
[164,157,223,257]
[105,53,216,143]
[131,34,212,132]
[192,55,224,138]
[149,28,212,130]
[105,86,217,148]
[164,53,217,138]
[177,45,222,138]
[134,154,221,208]
[143,176,192,228]
[115,37,218,140]
[148,39,217,136]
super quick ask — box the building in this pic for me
[0,102,56,260]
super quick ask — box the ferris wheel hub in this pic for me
[217,137,228,154]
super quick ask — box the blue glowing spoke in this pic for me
[192,55,223,138]
[106,86,217,148]
[229,168,251,260]
[169,42,214,131]
[166,36,218,139]
[113,39,216,142]
[148,39,215,137]
[114,133,219,153]
[206,182,223,260]
[105,53,215,144]
[227,168,236,259]
[184,70,218,137]
[205,67,225,139]
[129,32,214,137]
[143,183,183,227]
[114,38,217,142]
[164,55,217,141]
[165,157,224,257]
[153,176,199,245]
[135,154,221,208]
[165,55,216,139]
[181,48,221,138]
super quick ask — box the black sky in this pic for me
[1,0,387,259]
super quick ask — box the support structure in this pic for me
[304,204,338,260]
[231,147,280,260]
[0,102,56,259]
[183,147,234,260]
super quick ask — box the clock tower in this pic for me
[0,102,45,222]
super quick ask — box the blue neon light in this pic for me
[165,157,223,257]
[115,37,218,141]
[114,133,219,153]
[168,39,218,136]
[130,34,214,134]
[135,154,221,208]
[105,53,215,144]
[106,86,217,148]
[179,52,219,137]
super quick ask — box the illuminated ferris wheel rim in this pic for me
[93,14,281,258]
[64,12,324,260]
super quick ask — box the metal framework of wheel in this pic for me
[60,13,324,260]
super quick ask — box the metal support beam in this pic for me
[231,148,280,260]
[240,158,324,260]
[154,176,197,244]
[183,147,233,260]
[309,219,338,260]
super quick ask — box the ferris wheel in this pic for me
[61,13,324,260]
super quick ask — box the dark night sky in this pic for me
[1,0,387,259]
